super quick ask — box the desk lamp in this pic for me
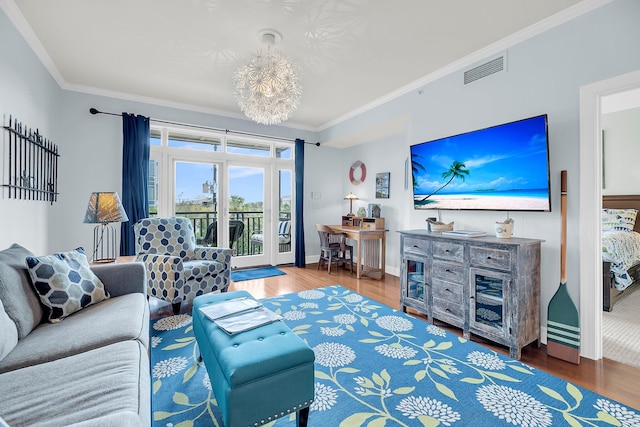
[84,192,129,263]
[344,192,358,216]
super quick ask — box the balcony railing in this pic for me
[153,210,291,256]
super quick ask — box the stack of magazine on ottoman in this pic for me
[198,296,282,335]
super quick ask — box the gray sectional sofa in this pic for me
[0,244,150,426]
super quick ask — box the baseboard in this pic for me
[305,255,399,278]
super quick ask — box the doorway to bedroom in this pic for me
[599,87,640,369]
[580,68,640,364]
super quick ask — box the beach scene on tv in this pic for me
[411,115,551,211]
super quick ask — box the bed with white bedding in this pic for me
[601,195,640,311]
[602,230,640,290]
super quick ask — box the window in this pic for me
[168,132,221,151]
[148,159,158,215]
[148,124,296,267]
[226,139,270,157]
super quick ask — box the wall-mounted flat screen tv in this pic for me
[411,114,551,211]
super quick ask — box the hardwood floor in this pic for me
[149,264,640,410]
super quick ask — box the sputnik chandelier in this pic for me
[233,29,302,125]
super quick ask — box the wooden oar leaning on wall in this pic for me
[547,170,581,364]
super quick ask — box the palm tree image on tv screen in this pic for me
[410,115,551,212]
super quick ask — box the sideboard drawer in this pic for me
[470,246,511,271]
[433,297,464,327]
[403,237,429,254]
[431,260,464,283]
[432,277,463,303]
[432,241,464,262]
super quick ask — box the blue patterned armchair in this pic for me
[133,216,232,314]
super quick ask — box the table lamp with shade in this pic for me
[344,192,358,216]
[84,192,129,263]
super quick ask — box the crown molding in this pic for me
[317,0,614,131]
[2,0,612,135]
[0,0,65,86]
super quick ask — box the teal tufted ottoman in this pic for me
[193,291,315,427]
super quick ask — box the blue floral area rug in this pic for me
[150,285,640,426]
[230,266,285,282]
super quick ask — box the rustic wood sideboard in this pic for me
[398,229,543,359]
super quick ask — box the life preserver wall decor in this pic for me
[349,161,366,185]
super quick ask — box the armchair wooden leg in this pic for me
[172,302,181,315]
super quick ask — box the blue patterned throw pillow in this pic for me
[25,247,109,323]
[602,208,638,232]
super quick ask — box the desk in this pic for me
[328,225,387,279]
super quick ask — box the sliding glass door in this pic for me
[276,169,293,264]
[174,161,220,249]
[228,164,267,268]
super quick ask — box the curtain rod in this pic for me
[88,108,320,146]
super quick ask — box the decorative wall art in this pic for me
[349,161,366,185]
[376,172,390,198]
[2,116,59,204]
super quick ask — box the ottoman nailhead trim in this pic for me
[250,402,311,426]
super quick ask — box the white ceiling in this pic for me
[5,0,600,135]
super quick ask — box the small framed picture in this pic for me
[376,172,390,198]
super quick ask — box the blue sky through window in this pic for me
[175,162,291,204]
[152,135,292,206]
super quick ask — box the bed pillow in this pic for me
[602,208,638,233]
[25,247,110,323]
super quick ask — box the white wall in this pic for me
[602,107,640,194]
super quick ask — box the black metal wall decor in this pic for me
[2,116,59,204]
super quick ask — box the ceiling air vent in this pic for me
[464,55,505,85]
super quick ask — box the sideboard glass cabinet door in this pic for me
[469,267,511,340]
[401,255,428,313]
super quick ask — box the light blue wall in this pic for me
[2,0,640,323]
[0,7,60,254]
[319,0,640,318]
[48,90,318,255]
[0,4,320,256]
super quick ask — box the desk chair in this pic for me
[316,224,353,274]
